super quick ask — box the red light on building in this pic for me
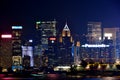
[1,34,12,38]
[49,37,56,40]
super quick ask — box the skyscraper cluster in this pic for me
[0,20,120,71]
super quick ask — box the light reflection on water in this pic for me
[66,75,120,80]
[1,74,120,80]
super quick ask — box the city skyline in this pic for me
[1,0,120,36]
[0,20,120,72]
[2,0,120,78]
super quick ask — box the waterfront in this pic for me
[1,73,120,80]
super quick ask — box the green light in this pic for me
[36,21,41,24]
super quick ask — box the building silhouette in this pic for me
[58,23,73,66]
[48,36,58,66]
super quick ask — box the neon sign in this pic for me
[12,26,23,29]
[82,44,110,48]
[1,34,12,38]
[49,37,56,40]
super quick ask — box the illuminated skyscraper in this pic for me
[12,26,22,70]
[48,37,57,66]
[0,34,12,69]
[35,20,57,67]
[116,28,120,60]
[35,20,56,50]
[73,41,80,65]
[103,27,120,63]
[87,22,102,43]
[22,40,34,67]
[58,23,73,65]
[103,28,118,43]
[81,26,119,63]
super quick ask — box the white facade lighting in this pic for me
[81,44,110,48]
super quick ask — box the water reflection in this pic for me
[67,75,120,80]
[102,77,119,80]
[1,73,120,80]
[2,77,33,80]
[47,74,59,79]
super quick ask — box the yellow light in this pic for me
[85,64,90,70]
[2,69,7,72]
[97,64,101,70]
[13,69,16,72]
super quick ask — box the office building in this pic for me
[48,37,57,66]
[35,20,56,50]
[12,26,23,70]
[35,20,57,67]
[22,40,34,67]
[116,28,120,60]
[73,41,81,65]
[58,23,73,65]
[87,22,102,44]
[103,27,120,63]
[0,34,12,69]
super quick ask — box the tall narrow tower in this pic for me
[12,26,23,70]
[74,41,80,65]
[58,23,73,65]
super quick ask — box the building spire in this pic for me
[63,22,70,31]
[62,21,71,37]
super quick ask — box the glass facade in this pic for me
[12,26,22,68]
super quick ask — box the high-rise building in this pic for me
[87,22,102,44]
[116,28,120,60]
[73,41,80,65]
[22,40,34,67]
[35,20,56,50]
[12,26,23,70]
[80,26,119,63]
[58,23,73,66]
[0,34,12,69]
[103,27,120,63]
[35,20,57,67]
[80,22,116,63]
[103,28,118,45]
[48,37,57,66]
[81,22,102,62]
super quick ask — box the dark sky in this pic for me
[1,0,120,38]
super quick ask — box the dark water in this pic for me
[1,73,120,80]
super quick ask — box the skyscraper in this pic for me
[35,20,57,67]
[0,34,12,69]
[116,28,120,60]
[22,40,34,67]
[35,20,56,50]
[87,22,102,44]
[12,26,23,70]
[48,37,57,66]
[103,27,120,63]
[58,23,73,66]
[73,41,80,65]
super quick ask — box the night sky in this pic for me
[1,0,120,39]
